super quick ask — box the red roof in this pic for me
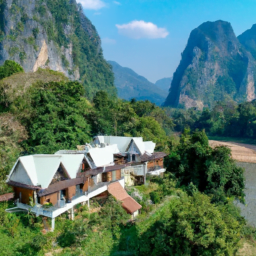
[108,182,142,214]
[122,197,142,214]
[0,193,14,202]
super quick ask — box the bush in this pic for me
[0,60,24,80]
[149,191,161,204]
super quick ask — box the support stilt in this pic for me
[51,218,55,232]
[71,207,74,220]
[87,198,90,209]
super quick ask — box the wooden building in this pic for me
[6,136,166,230]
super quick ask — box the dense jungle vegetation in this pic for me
[0,60,173,194]
[0,61,255,255]
[0,128,252,255]
[168,100,256,142]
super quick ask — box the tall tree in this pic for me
[165,130,245,203]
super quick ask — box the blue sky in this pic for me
[77,0,256,83]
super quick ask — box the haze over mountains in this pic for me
[155,77,172,93]
[109,60,171,105]
[164,20,256,109]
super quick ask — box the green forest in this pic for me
[0,61,255,255]
[168,100,256,142]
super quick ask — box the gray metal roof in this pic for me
[7,154,85,189]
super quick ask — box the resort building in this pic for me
[6,136,166,230]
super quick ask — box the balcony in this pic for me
[16,202,54,218]
[147,165,166,176]
[123,165,144,176]
[9,178,125,218]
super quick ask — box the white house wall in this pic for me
[10,161,33,185]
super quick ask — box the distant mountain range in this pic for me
[164,20,256,109]
[108,61,171,105]
[155,77,172,92]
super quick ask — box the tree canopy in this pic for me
[165,129,245,203]
[20,81,92,154]
[0,60,24,80]
[137,192,242,256]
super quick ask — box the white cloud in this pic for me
[102,37,116,44]
[77,0,106,10]
[116,20,169,39]
[113,1,121,5]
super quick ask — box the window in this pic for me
[132,154,136,162]
[112,171,116,181]
[102,172,107,182]
[60,190,66,200]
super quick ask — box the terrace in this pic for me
[7,178,125,230]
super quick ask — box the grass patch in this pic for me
[208,136,256,145]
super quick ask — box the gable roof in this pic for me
[94,136,143,153]
[8,154,85,189]
[143,141,156,154]
[122,197,142,214]
[86,144,119,168]
[33,155,62,188]
[108,182,142,214]
[127,139,156,155]
[58,154,85,179]
[132,138,145,155]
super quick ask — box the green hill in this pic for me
[108,60,166,106]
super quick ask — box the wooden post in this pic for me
[87,198,90,209]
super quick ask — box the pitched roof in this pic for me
[140,152,167,162]
[108,181,129,201]
[0,193,14,202]
[88,146,114,167]
[57,154,85,179]
[108,182,142,214]
[7,180,41,190]
[128,139,156,155]
[8,154,85,189]
[94,136,143,152]
[143,141,156,154]
[86,144,120,168]
[122,197,142,214]
[132,138,145,155]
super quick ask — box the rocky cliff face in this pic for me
[0,0,116,99]
[108,60,166,106]
[238,24,256,60]
[164,20,256,109]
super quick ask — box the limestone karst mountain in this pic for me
[0,0,116,99]
[164,20,256,109]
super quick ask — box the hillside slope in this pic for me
[238,24,256,60]
[155,77,172,93]
[164,20,256,109]
[0,0,116,98]
[109,61,166,105]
